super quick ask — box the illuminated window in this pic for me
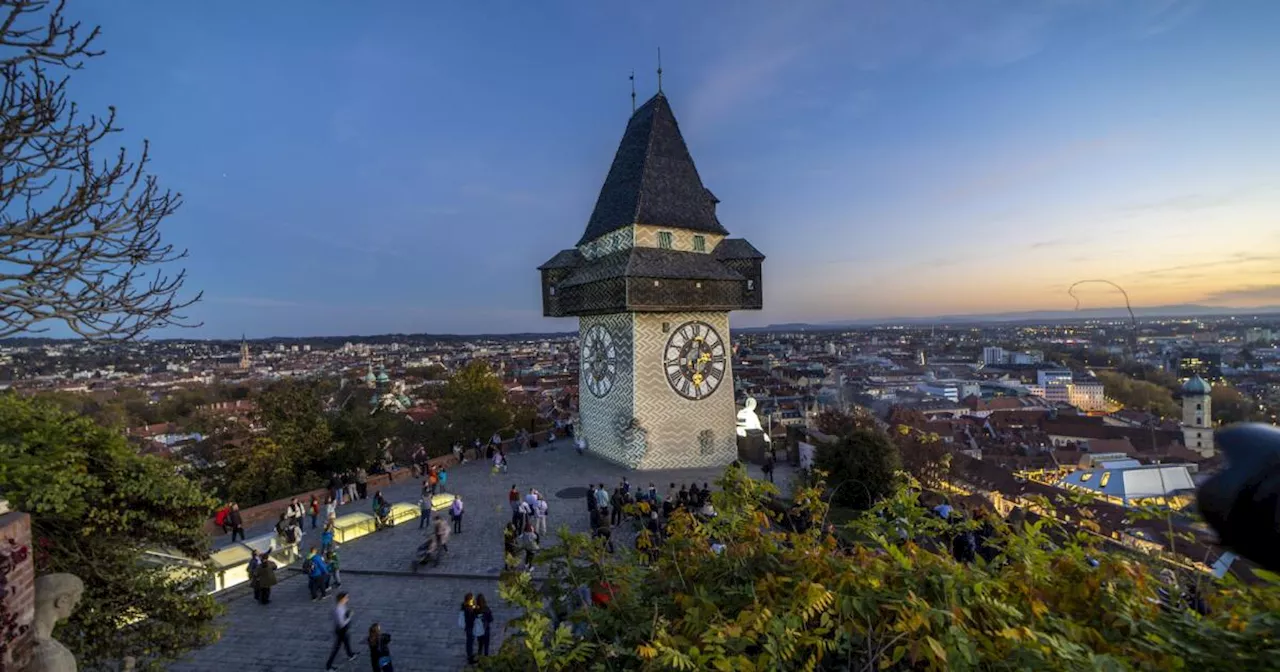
[693,235,706,252]
[1099,472,1111,487]
[658,231,673,249]
[1081,471,1094,482]
[747,279,755,291]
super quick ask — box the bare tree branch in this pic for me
[0,0,199,341]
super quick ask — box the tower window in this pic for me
[693,235,706,252]
[1196,403,1202,411]
[549,285,556,296]
[747,280,755,291]
[658,231,673,249]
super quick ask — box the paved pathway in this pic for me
[175,440,793,671]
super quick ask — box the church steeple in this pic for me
[577,93,727,246]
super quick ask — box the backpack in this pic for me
[302,556,314,575]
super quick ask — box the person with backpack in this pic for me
[304,546,331,601]
[473,593,495,659]
[368,623,393,672]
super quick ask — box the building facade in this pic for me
[1181,375,1213,457]
[538,93,764,470]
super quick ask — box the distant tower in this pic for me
[1181,375,1213,457]
[537,91,764,469]
[239,335,251,370]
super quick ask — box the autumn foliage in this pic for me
[484,464,1280,671]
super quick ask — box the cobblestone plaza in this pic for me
[172,441,790,671]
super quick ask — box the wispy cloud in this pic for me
[1136,0,1203,37]
[1200,284,1280,305]
[1118,183,1276,215]
[1029,238,1070,249]
[1123,253,1280,279]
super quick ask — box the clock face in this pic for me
[581,324,618,398]
[664,320,727,401]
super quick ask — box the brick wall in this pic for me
[0,511,34,671]
[203,430,556,535]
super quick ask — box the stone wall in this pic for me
[0,511,34,670]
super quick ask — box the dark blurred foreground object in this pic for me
[1197,423,1280,573]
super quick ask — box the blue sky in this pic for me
[59,0,1280,337]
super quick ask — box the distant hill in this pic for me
[754,304,1280,331]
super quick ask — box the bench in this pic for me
[386,502,419,527]
[430,493,457,512]
[333,512,377,543]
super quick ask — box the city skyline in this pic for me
[58,0,1280,338]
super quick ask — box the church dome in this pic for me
[376,368,391,384]
[1182,375,1212,396]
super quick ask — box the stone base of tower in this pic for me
[577,312,738,471]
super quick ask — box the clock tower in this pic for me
[537,92,764,470]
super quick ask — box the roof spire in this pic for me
[656,47,663,93]
[630,69,636,113]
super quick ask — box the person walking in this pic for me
[255,551,278,604]
[305,546,331,601]
[324,592,357,671]
[433,514,452,554]
[450,495,464,534]
[310,494,321,529]
[763,452,776,483]
[438,467,448,493]
[474,593,494,659]
[324,494,337,523]
[228,503,245,542]
[325,546,343,588]
[368,622,393,672]
[459,593,477,665]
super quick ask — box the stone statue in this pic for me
[30,573,84,672]
[736,397,770,442]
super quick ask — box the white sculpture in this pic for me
[736,397,770,442]
[30,573,84,672]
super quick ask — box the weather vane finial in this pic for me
[657,47,663,93]
[630,69,636,112]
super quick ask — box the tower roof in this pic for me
[1182,375,1212,395]
[577,93,728,246]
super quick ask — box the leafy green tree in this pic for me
[1096,371,1179,418]
[1211,384,1258,426]
[814,427,901,510]
[485,465,1280,672]
[437,360,512,443]
[0,394,220,669]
